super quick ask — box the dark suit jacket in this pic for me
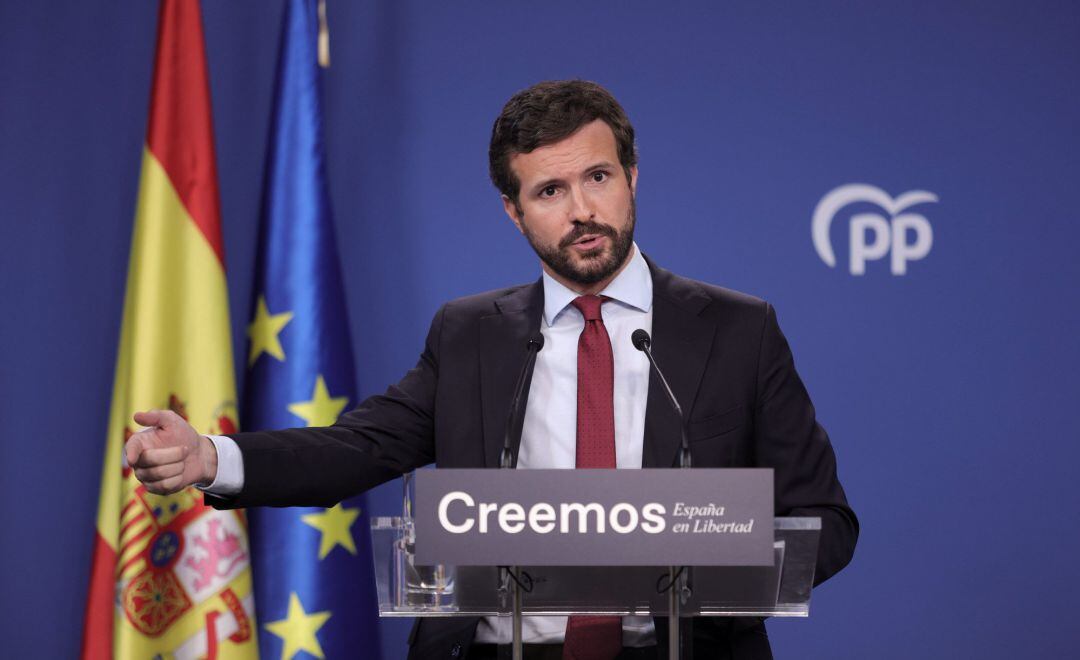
[216,258,858,659]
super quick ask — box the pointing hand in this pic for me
[126,409,218,495]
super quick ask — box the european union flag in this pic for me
[243,1,381,657]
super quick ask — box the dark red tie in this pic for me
[563,295,622,660]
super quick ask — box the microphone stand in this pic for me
[632,329,692,659]
[499,335,543,660]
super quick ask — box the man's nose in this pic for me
[568,185,594,222]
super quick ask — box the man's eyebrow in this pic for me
[585,160,617,172]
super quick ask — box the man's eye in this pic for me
[541,186,558,197]
[591,171,607,182]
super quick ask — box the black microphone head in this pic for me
[631,329,651,351]
[528,334,545,351]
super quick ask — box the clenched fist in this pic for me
[125,409,218,495]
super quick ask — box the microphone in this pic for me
[500,334,545,468]
[631,329,692,468]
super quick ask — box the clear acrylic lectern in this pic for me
[370,505,820,659]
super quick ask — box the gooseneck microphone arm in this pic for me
[500,334,545,469]
[632,329,692,468]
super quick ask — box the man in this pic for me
[128,80,858,659]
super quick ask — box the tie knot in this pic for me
[572,295,604,321]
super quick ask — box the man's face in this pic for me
[502,119,638,291]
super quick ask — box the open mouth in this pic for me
[571,234,605,250]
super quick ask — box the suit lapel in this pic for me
[479,281,544,468]
[642,258,717,468]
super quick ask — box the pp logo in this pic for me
[812,184,938,275]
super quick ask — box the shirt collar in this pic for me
[542,243,653,327]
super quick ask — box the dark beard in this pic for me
[521,202,636,287]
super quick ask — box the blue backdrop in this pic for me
[2,1,1078,658]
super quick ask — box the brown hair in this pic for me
[489,80,638,205]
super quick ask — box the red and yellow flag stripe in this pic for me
[82,2,256,658]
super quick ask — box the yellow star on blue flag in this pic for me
[301,504,360,560]
[264,592,332,660]
[247,295,294,366]
[287,375,348,427]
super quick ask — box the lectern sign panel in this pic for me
[414,469,773,566]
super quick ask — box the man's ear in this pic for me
[502,194,525,234]
[628,165,639,196]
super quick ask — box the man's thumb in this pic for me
[133,409,164,428]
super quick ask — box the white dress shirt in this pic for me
[203,244,655,646]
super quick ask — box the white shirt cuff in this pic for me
[196,435,244,497]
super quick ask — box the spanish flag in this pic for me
[82,1,257,657]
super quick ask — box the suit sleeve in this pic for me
[754,303,858,585]
[208,305,446,509]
